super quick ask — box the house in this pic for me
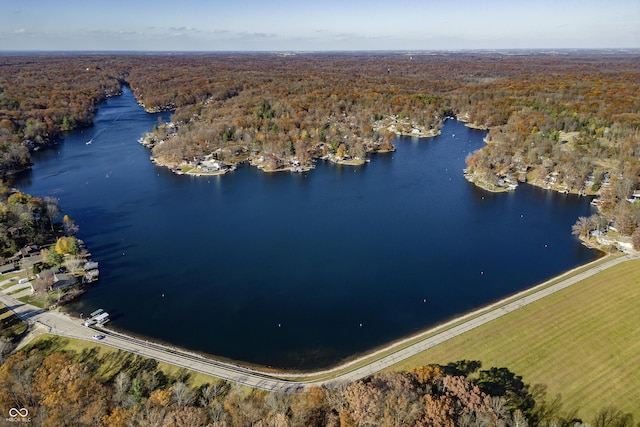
[19,245,41,258]
[83,268,100,283]
[199,159,228,173]
[84,261,99,271]
[0,263,16,274]
[22,254,43,266]
[51,273,73,290]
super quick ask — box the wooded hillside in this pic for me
[1,52,640,241]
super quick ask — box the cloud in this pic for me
[234,32,277,40]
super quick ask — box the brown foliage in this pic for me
[410,364,444,387]
[34,352,109,426]
[2,348,638,426]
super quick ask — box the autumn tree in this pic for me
[34,352,110,426]
[62,214,79,235]
[0,349,43,411]
[572,216,594,239]
[54,235,79,255]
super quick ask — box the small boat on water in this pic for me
[86,139,92,145]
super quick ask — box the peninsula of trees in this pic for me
[1,51,640,242]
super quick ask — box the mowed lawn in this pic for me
[391,258,640,420]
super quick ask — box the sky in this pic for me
[0,0,638,51]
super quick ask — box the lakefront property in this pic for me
[1,51,639,425]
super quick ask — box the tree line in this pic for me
[0,344,635,427]
[2,53,638,185]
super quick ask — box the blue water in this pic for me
[15,87,599,369]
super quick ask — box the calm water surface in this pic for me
[15,88,599,369]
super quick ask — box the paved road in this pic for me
[1,254,634,391]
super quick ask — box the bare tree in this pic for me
[632,228,640,251]
[64,255,84,275]
[33,269,54,293]
[172,381,195,410]
[113,371,131,407]
[199,380,230,408]
[510,410,529,427]
[62,215,79,236]
[591,407,634,427]
[571,216,593,239]
[264,391,291,417]
[43,197,59,231]
[19,257,35,279]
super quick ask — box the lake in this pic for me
[15,87,599,370]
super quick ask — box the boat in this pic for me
[93,312,110,325]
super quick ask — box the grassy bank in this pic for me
[0,302,27,338]
[23,334,224,389]
[390,258,640,420]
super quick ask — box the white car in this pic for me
[92,334,105,340]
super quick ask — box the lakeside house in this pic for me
[51,272,73,290]
[83,260,100,283]
[9,244,42,263]
[199,159,229,173]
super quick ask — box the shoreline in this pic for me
[71,252,611,378]
[17,111,614,376]
[270,252,613,378]
[11,251,626,389]
[138,116,443,178]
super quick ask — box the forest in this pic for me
[1,52,640,244]
[0,344,636,427]
[1,52,640,426]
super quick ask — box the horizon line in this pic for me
[1,47,639,56]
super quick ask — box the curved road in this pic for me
[1,254,634,392]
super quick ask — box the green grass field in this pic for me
[391,258,640,420]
